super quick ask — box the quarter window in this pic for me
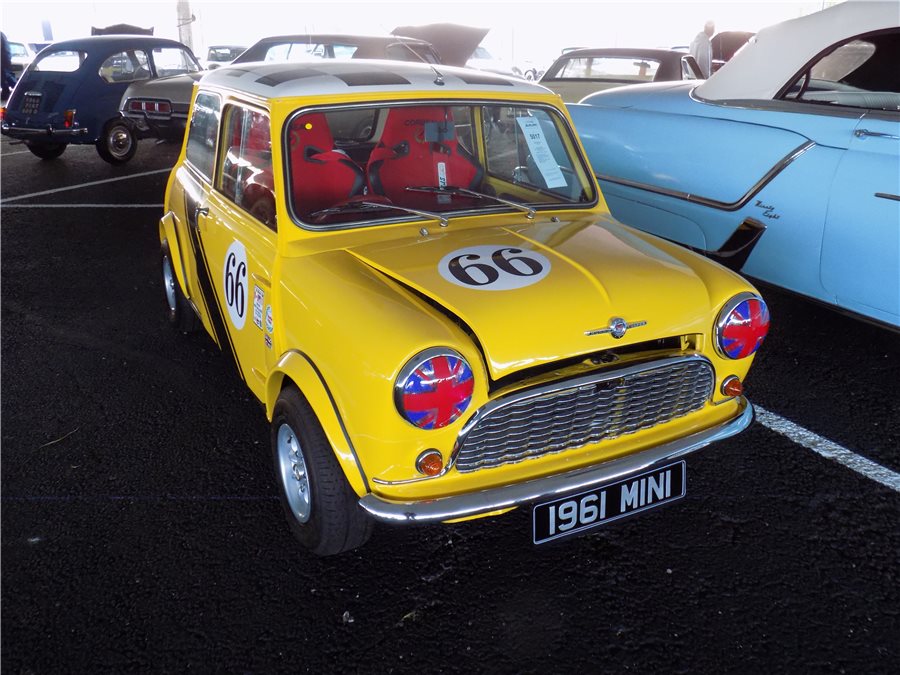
[98,50,151,83]
[151,47,201,77]
[219,106,276,230]
[32,50,85,72]
[185,92,221,180]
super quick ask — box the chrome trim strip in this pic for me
[875,193,900,202]
[597,140,815,212]
[359,400,753,523]
[372,352,712,486]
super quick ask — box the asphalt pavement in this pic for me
[1,136,898,674]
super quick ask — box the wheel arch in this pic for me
[159,211,190,299]
[266,350,371,496]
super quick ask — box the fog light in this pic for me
[416,450,444,476]
[721,375,743,397]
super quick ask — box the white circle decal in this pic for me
[439,245,551,291]
[223,240,248,329]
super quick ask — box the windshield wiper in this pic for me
[308,200,448,228]
[405,185,536,219]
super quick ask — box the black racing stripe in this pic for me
[183,191,245,383]
[455,73,514,86]
[255,67,327,87]
[221,68,254,78]
[335,71,411,87]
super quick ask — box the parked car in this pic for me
[159,59,768,555]
[202,44,246,70]
[1,35,201,163]
[121,33,444,148]
[540,47,703,102]
[569,1,899,329]
[7,39,36,82]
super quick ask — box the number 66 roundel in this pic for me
[439,245,551,291]
[223,240,248,329]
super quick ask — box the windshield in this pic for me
[286,102,596,229]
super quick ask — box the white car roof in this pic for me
[200,59,546,99]
[696,0,899,101]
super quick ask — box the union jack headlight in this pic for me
[715,293,770,359]
[395,348,474,430]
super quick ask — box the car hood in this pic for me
[345,215,716,379]
[391,23,489,67]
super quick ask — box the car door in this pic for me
[197,102,278,402]
[820,111,900,325]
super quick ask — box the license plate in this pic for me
[22,93,42,116]
[532,461,686,544]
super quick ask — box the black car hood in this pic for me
[391,23,489,67]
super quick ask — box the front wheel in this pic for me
[25,141,66,160]
[272,386,373,556]
[96,118,137,164]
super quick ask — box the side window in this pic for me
[151,47,201,77]
[98,50,150,83]
[185,92,221,180]
[33,50,85,72]
[218,106,276,230]
[783,30,900,110]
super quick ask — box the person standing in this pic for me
[690,20,715,78]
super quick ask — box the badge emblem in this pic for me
[585,317,647,339]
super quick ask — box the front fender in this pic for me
[265,350,370,496]
[159,211,189,298]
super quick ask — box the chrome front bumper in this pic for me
[358,400,754,524]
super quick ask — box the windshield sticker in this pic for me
[253,286,264,330]
[223,241,248,330]
[439,245,551,291]
[516,117,567,189]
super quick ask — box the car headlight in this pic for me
[715,293,770,359]
[395,348,474,430]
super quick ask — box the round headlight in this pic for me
[395,348,474,430]
[715,293,770,359]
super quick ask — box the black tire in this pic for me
[271,385,373,556]
[161,241,200,333]
[25,141,66,160]
[96,118,138,164]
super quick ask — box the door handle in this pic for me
[193,205,209,229]
[854,128,900,140]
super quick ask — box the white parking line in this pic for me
[2,203,164,208]
[755,405,900,493]
[0,168,171,203]
[1,150,35,156]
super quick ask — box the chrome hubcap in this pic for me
[277,423,311,523]
[162,254,177,314]
[108,127,132,157]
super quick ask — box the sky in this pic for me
[3,0,836,67]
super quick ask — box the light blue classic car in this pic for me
[569,1,899,330]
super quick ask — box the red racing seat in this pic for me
[366,106,483,209]
[289,113,365,220]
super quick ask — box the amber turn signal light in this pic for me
[416,450,444,476]
[63,109,77,128]
[721,375,743,397]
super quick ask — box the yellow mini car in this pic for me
[160,60,769,555]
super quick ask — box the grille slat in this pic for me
[454,358,714,472]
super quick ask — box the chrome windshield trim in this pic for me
[359,400,753,523]
[597,140,814,212]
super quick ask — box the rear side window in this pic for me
[151,47,201,77]
[218,106,276,230]
[185,92,221,180]
[32,50,86,72]
[98,50,151,83]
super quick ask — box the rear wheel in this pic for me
[161,241,199,332]
[96,118,137,164]
[272,385,373,556]
[25,141,66,160]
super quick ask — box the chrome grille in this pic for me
[454,355,714,472]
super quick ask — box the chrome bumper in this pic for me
[358,400,754,524]
[1,122,89,138]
